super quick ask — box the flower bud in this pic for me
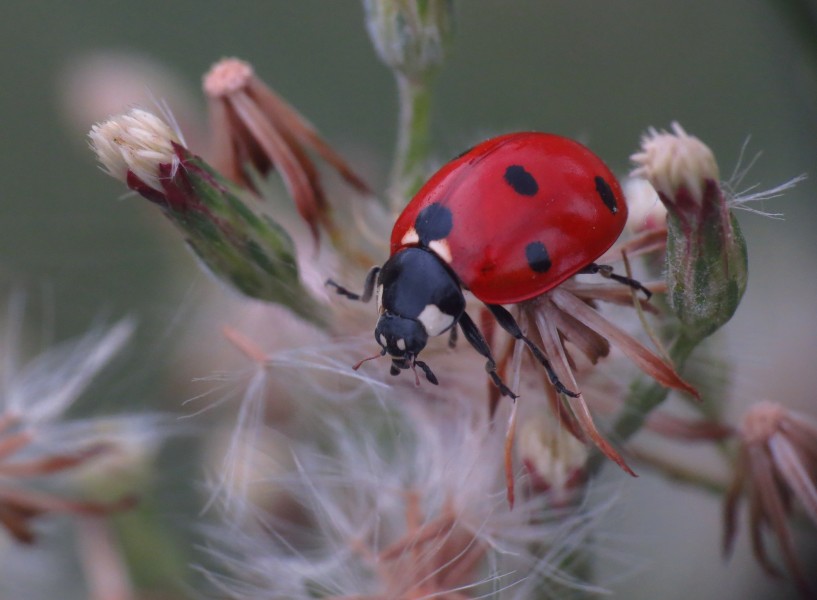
[363,0,454,81]
[89,109,323,323]
[631,123,747,341]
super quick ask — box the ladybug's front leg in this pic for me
[457,312,518,400]
[485,304,579,399]
[582,263,652,299]
[325,266,381,302]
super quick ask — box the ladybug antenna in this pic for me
[352,348,387,371]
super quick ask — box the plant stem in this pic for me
[389,73,433,212]
[587,332,699,475]
[618,332,698,439]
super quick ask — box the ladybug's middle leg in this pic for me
[325,266,381,302]
[582,263,652,299]
[457,312,518,400]
[485,304,579,399]
[447,324,458,349]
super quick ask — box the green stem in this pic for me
[389,73,433,212]
[613,332,699,441]
[587,332,700,475]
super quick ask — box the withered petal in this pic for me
[768,433,817,525]
[544,375,587,443]
[781,412,817,466]
[229,93,323,241]
[746,476,784,578]
[645,412,734,441]
[723,445,748,557]
[0,430,32,462]
[533,304,636,476]
[207,97,243,184]
[599,228,668,263]
[546,301,610,364]
[0,443,110,478]
[748,444,810,590]
[247,78,372,195]
[550,288,699,400]
[562,281,661,314]
[0,485,137,517]
[0,503,38,544]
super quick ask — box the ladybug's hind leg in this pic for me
[457,312,518,400]
[485,304,579,399]
[326,266,381,302]
[582,263,652,299]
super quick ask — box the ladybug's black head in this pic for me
[372,247,465,385]
[374,313,428,364]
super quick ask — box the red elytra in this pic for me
[390,132,628,305]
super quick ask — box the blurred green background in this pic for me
[0,1,815,599]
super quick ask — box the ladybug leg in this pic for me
[485,304,580,399]
[457,312,518,400]
[325,266,381,302]
[414,359,439,385]
[447,324,458,349]
[582,263,652,299]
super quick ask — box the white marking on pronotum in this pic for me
[396,339,406,351]
[417,304,455,337]
[401,227,420,246]
[429,239,453,264]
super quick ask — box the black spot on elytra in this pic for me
[415,203,453,245]
[504,165,539,196]
[594,176,618,214]
[525,241,551,273]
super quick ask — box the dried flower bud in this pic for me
[631,123,747,341]
[724,401,817,596]
[518,413,588,503]
[203,58,370,244]
[89,108,323,323]
[363,0,454,81]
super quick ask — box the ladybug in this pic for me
[328,132,648,397]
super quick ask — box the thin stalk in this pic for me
[627,446,731,496]
[614,332,698,441]
[389,73,433,212]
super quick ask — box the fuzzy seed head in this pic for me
[89,108,179,192]
[203,57,254,98]
[631,122,720,204]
